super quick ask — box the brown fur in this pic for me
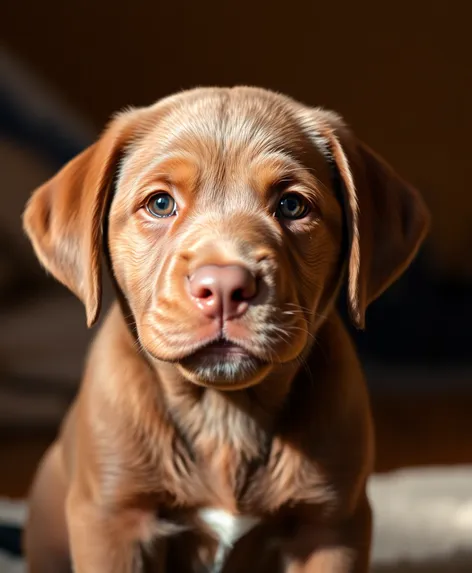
[22,87,429,572]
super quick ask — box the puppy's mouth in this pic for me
[140,313,308,389]
[176,336,271,390]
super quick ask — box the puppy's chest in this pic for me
[136,415,332,572]
[166,431,269,509]
[156,438,330,573]
[159,453,267,573]
[163,428,330,515]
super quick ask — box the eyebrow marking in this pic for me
[135,152,199,184]
[250,152,326,199]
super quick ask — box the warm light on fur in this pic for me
[22,87,429,573]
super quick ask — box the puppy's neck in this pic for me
[154,361,296,457]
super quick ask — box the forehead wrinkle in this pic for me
[225,94,305,153]
[214,124,303,202]
[157,93,299,165]
[150,97,227,159]
[224,111,295,159]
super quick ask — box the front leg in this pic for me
[66,492,150,573]
[283,499,372,573]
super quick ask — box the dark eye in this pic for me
[277,193,310,220]
[146,192,177,218]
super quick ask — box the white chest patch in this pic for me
[198,507,260,572]
[199,507,260,547]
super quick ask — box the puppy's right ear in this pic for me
[23,108,144,327]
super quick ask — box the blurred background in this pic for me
[0,1,471,571]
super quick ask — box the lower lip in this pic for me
[199,343,248,357]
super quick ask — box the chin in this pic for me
[176,352,272,390]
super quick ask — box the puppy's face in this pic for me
[108,91,343,389]
[23,87,429,392]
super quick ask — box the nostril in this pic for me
[231,288,245,302]
[192,285,215,300]
[230,276,258,303]
[188,273,217,301]
[200,288,213,299]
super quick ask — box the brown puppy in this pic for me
[22,87,429,573]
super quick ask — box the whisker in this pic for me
[285,325,316,342]
[284,302,313,313]
[298,355,316,389]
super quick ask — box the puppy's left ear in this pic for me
[298,108,430,328]
[23,108,144,327]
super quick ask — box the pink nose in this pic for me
[188,265,258,320]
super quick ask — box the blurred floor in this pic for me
[1,393,472,498]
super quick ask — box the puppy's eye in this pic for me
[277,193,310,220]
[146,192,177,218]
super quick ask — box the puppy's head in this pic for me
[23,87,429,390]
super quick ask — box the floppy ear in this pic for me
[23,108,143,327]
[299,108,430,329]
